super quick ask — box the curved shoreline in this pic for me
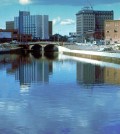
[58,45,120,64]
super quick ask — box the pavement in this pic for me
[64,44,101,51]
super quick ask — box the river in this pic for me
[0,52,120,134]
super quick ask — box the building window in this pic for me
[114,34,118,38]
[114,29,117,33]
[115,23,119,26]
[106,24,110,27]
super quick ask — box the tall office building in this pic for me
[18,11,30,34]
[76,7,114,42]
[95,11,114,32]
[49,21,53,37]
[42,15,49,39]
[14,11,49,40]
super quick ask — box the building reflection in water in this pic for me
[104,67,120,85]
[77,61,120,86]
[0,54,53,91]
[77,62,104,85]
[15,58,53,87]
[1,53,120,89]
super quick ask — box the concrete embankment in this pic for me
[58,45,120,64]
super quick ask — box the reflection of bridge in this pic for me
[20,41,61,52]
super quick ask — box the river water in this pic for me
[0,53,120,134]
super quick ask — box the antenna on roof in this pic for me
[87,0,93,10]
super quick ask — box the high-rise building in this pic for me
[49,21,53,37]
[6,21,14,30]
[18,11,30,34]
[42,15,49,39]
[14,11,49,40]
[76,7,114,42]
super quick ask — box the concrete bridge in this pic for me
[29,44,59,52]
[20,42,61,52]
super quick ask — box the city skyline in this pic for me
[1,0,120,35]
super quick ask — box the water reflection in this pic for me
[1,53,120,87]
[31,52,42,59]
[0,53,120,134]
[0,53,54,91]
[15,59,52,84]
[44,52,58,60]
[77,62,104,85]
[77,61,120,86]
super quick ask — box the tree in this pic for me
[49,34,68,42]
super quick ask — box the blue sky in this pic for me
[0,0,120,35]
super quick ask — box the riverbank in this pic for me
[58,45,120,64]
[0,43,22,54]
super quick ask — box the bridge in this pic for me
[19,41,63,52]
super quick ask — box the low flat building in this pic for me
[18,34,32,42]
[0,29,18,42]
[0,29,32,42]
[105,20,120,44]
[6,21,14,30]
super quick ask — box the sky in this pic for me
[0,0,120,35]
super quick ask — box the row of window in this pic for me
[106,24,120,27]
[106,35,119,38]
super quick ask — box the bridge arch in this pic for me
[44,44,58,52]
[30,44,42,51]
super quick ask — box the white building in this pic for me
[14,11,49,40]
[76,7,114,42]
[76,8,95,37]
